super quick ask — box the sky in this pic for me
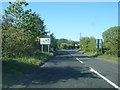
[1,2,118,41]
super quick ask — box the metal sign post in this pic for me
[48,45,49,53]
[41,44,43,53]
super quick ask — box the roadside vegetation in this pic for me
[2,51,54,87]
[1,1,119,87]
[1,1,56,86]
[79,50,119,61]
[1,2,78,85]
[79,26,120,62]
[3,51,53,74]
[57,38,79,50]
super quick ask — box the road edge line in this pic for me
[89,67,120,89]
[68,51,119,89]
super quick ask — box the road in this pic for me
[10,50,119,89]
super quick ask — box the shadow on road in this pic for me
[14,66,101,87]
[3,50,101,88]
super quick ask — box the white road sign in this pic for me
[40,38,51,44]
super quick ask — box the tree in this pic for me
[57,38,76,50]
[50,33,58,51]
[2,1,47,38]
[2,1,29,29]
[2,1,49,58]
[80,37,89,51]
[80,37,96,52]
[2,27,34,57]
[102,26,120,56]
[57,38,68,49]
[88,37,96,53]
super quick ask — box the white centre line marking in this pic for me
[68,52,83,64]
[90,67,120,89]
[78,60,83,63]
[41,65,45,67]
[76,58,79,60]
[76,58,83,63]
[41,63,47,68]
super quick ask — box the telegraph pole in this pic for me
[80,33,82,40]
[79,33,82,49]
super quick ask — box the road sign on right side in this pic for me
[96,39,102,48]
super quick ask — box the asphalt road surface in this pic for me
[10,50,119,89]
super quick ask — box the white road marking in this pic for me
[68,51,119,89]
[68,52,83,64]
[41,63,46,68]
[78,60,83,63]
[76,58,79,60]
[76,58,83,63]
[41,65,45,67]
[70,54,73,56]
[90,67,120,89]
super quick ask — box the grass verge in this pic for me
[78,50,119,62]
[2,51,54,87]
[96,54,119,61]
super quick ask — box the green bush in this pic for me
[2,27,35,58]
[102,26,120,56]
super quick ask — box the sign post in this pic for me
[41,44,43,53]
[48,45,49,53]
[96,39,103,54]
[40,38,51,53]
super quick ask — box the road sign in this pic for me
[40,38,51,45]
[96,39,102,48]
[96,39,103,54]
[40,38,51,53]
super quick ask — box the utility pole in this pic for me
[80,33,81,40]
[79,33,82,49]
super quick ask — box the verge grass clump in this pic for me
[78,50,119,62]
[2,51,54,87]
[3,51,54,74]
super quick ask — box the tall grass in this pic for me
[3,52,54,74]
[2,51,54,87]
[97,54,119,61]
[78,50,119,62]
